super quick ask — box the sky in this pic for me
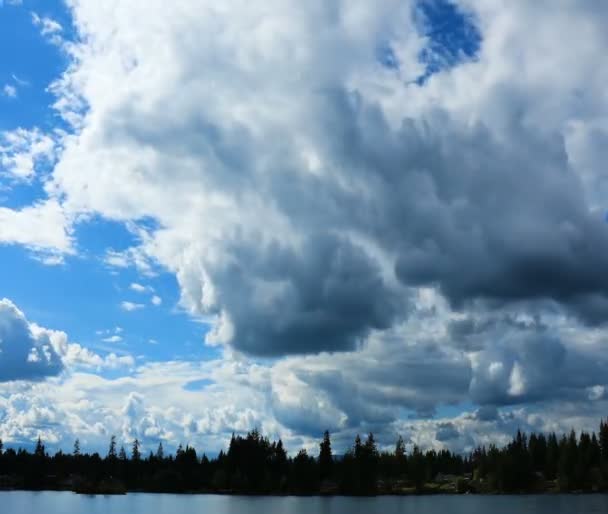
[0,0,608,457]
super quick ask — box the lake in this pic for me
[2,491,608,514]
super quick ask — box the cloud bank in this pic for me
[0,0,607,452]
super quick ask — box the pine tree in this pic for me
[34,436,45,457]
[600,419,608,461]
[73,439,81,457]
[119,446,127,461]
[156,442,164,460]
[354,434,363,460]
[395,434,407,477]
[108,435,117,460]
[319,430,333,481]
[132,439,141,461]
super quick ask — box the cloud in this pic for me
[1,0,608,451]
[31,13,63,45]
[101,335,122,343]
[120,301,144,312]
[0,299,64,382]
[0,128,57,180]
[0,200,74,262]
[129,282,152,293]
[26,0,605,359]
[150,295,162,306]
[2,84,16,98]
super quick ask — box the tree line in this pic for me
[1,419,608,494]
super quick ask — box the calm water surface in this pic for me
[2,491,608,514]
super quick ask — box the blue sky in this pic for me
[0,0,607,456]
[0,0,218,366]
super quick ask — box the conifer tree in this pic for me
[319,431,333,481]
[132,439,141,461]
[73,438,81,457]
[156,442,164,460]
[108,435,117,460]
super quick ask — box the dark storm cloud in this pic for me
[362,111,608,323]
[180,86,608,356]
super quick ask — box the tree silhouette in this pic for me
[0,419,607,494]
[319,430,333,481]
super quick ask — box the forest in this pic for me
[1,418,608,495]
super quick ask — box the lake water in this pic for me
[2,491,608,514]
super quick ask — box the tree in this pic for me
[156,442,165,460]
[119,446,128,461]
[361,433,379,493]
[600,419,608,461]
[354,434,363,460]
[108,435,117,460]
[132,439,141,461]
[34,437,45,457]
[73,439,81,457]
[319,430,333,481]
[395,434,407,477]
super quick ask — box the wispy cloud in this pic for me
[120,301,145,312]
[130,282,153,293]
[31,12,63,45]
[101,335,123,343]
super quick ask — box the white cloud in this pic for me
[2,84,17,98]
[0,128,57,180]
[120,301,144,312]
[129,282,151,293]
[150,295,162,306]
[31,12,63,45]
[101,335,122,343]
[0,200,74,262]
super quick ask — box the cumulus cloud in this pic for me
[28,0,606,358]
[0,128,57,180]
[0,299,64,381]
[0,200,74,262]
[0,299,133,386]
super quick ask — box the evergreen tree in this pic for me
[108,435,117,460]
[119,446,128,461]
[319,430,333,481]
[34,436,45,457]
[600,419,608,461]
[156,442,165,460]
[132,439,141,461]
[73,439,81,457]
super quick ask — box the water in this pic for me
[1,491,608,514]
